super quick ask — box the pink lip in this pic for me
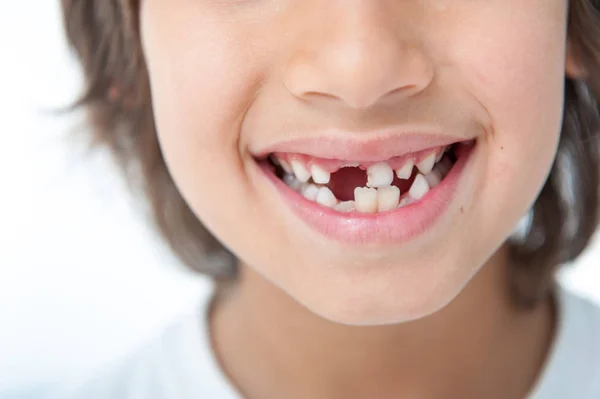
[257,143,474,246]
[253,128,473,162]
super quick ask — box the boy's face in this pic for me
[140,0,584,324]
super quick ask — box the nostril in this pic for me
[295,90,345,107]
[283,46,435,110]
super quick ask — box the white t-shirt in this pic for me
[52,284,600,399]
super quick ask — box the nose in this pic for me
[282,4,434,110]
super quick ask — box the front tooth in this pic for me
[377,186,400,212]
[291,160,311,183]
[354,187,378,213]
[301,184,319,201]
[316,187,337,207]
[395,159,414,180]
[334,201,356,213]
[367,163,394,188]
[424,170,442,188]
[417,153,436,175]
[311,165,331,184]
[409,174,430,200]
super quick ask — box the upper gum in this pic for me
[277,146,446,174]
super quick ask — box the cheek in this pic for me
[142,18,247,151]
[467,58,565,271]
[483,60,563,207]
[434,4,568,263]
[140,5,262,206]
[139,3,294,267]
[464,25,565,199]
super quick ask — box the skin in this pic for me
[139,0,587,397]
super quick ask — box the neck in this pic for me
[211,246,555,399]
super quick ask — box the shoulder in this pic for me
[49,295,240,399]
[530,286,600,399]
[559,287,600,359]
[560,288,600,395]
[49,317,200,399]
[563,288,600,362]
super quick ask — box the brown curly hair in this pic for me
[61,0,600,307]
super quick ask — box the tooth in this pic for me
[316,187,337,207]
[417,153,436,175]
[436,151,444,163]
[354,187,378,213]
[436,158,453,177]
[395,159,414,180]
[366,163,394,188]
[279,158,293,174]
[424,170,443,188]
[334,201,356,213]
[291,160,311,183]
[284,174,302,191]
[301,184,319,201]
[398,197,414,208]
[377,186,400,212]
[409,174,430,200]
[311,165,331,184]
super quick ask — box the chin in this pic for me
[288,259,472,326]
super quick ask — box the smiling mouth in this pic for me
[259,140,475,214]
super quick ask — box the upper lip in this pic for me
[252,127,476,162]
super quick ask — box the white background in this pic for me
[0,2,599,399]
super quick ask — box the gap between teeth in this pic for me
[281,150,452,213]
[298,174,432,214]
[297,166,447,213]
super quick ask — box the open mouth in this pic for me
[258,140,475,214]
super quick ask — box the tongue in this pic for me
[327,167,418,202]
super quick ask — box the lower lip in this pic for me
[258,145,474,246]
